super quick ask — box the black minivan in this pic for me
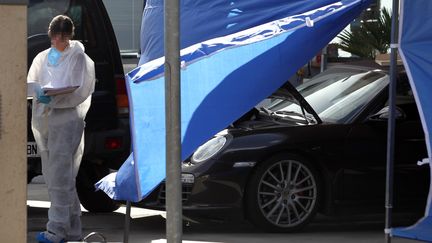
[27,0,130,212]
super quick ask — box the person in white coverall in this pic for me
[27,15,95,243]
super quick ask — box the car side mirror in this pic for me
[368,106,406,121]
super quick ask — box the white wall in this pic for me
[0,3,27,242]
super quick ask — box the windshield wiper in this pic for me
[272,110,316,124]
[272,110,305,117]
[258,106,272,116]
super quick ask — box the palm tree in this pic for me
[337,8,391,59]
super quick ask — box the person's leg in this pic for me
[38,149,67,243]
[66,132,85,241]
[65,192,82,241]
[44,151,75,241]
[45,155,82,241]
[44,114,84,242]
[33,114,64,243]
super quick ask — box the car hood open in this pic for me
[266,81,322,124]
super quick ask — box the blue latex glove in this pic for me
[35,86,52,104]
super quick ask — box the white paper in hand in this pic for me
[43,86,79,96]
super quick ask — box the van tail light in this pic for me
[105,137,123,150]
[116,75,129,115]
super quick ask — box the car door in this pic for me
[68,0,121,131]
[342,83,429,206]
[391,97,429,203]
[341,116,388,203]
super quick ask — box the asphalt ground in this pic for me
[27,176,422,243]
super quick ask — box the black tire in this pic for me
[76,162,120,213]
[245,153,321,232]
[27,171,38,184]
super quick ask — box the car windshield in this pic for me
[267,68,389,123]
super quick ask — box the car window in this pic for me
[395,73,415,104]
[267,69,389,124]
[28,0,96,47]
[297,71,358,97]
[304,71,388,123]
[386,72,419,121]
[265,70,367,116]
[317,73,388,123]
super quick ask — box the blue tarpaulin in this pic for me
[391,0,432,241]
[96,0,371,202]
[139,0,369,65]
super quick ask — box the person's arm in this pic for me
[48,53,96,108]
[27,53,43,96]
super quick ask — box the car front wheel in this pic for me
[246,154,321,232]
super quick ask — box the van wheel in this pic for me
[27,172,38,184]
[76,162,120,213]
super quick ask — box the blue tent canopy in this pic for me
[391,0,432,241]
[97,0,369,201]
[139,0,365,65]
[96,0,371,202]
[95,1,432,241]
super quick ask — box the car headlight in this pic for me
[192,135,227,163]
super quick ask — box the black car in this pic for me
[27,0,130,212]
[137,64,429,231]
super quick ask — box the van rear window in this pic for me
[28,0,96,47]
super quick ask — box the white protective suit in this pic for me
[27,40,95,241]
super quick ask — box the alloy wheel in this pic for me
[256,159,317,228]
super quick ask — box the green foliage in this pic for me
[337,8,391,59]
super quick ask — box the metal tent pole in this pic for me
[320,45,328,73]
[123,201,132,243]
[385,0,400,242]
[164,0,182,242]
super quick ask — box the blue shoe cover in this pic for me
[36,232,65,243]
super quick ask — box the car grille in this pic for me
[157,183,193,204]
